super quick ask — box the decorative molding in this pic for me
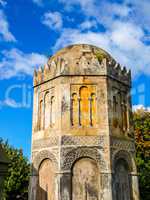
[61,135,105,147]
[111,149,137,173]
[32,137,59,150]
[32,135,106,149]
[61,147,107,171]
[33,150,58,172]
[110,137,135,152]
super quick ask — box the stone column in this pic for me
[100,172,113,200]
[131,173,140,200]
[28,173,39,200]
[56,171,72,200]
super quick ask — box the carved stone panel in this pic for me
[32,137,59,150]
[61,135,105,147]
[72,158,100,200]
[33,150,58,171]
[110,137,135,153]
[61,147,106,171]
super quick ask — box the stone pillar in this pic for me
[100,172,113,200]
[28,174,39,200]
[131,173,140,200]
[57,171,72,200]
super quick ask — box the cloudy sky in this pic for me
[0,0,150,157]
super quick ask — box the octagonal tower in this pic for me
[29,44,140,200]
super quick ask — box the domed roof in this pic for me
[34,44,131,86]
[49,44,113,63]
[47,44,114,75]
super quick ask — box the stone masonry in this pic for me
[29,44,140,200]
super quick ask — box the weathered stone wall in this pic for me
[107,78,134,138]
[29,44,139,200]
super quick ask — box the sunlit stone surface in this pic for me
[29,44,140,200]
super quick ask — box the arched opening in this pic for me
[72,157,100,200]
[70,85,97,127]
[79,86,90,126]
[38,159,55,200]
[44,92,50,129]
[113,158,132,200]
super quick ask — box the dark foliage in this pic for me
[0,139,30,200]
[133,110,150,200]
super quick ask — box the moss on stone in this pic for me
[95,51,108,62]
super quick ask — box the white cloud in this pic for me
[59,0,95,13]
[109,3,131,17]
[32,0,43,6]
[79,20,98,30]
[59,0,150,34]
[0,0,7,7]
[42,11,63,30]
[0,10,16,42]
[0,48,47,79]
[35,0,150,33]
[33,0,150,77]
[125,0,150,32]
[132,104,150,112]
[59,0,131,27]
[53,28,110,52]
[110,21,144,51]
[53,21,150,77]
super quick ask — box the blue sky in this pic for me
[0,0,150,158]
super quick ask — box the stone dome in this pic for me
[48,44,113,63]
[47,44,114,75]
[34,44,131,86]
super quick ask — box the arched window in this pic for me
[44,92,50,129]
[50,96,55,126]
[90,93,96,126]
[39,100,43,130]
[71,93,78,126]
[79,86,90,126]
[71,85,97,127]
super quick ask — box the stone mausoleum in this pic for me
[29,44,140,200]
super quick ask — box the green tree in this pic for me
[0,139,30,200]
[133,109,150,200]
